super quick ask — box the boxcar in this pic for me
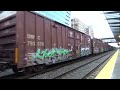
[0,11,113,72]
[91,38,104,54]
[0,11,92,72]
[80,33,91,56]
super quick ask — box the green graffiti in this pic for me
[34,48,71,60]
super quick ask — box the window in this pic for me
[65,22,69,25]
[66,15,70,18]
[67,12,70,15]
[65,19,69,21]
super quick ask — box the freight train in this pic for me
[0,11,115,73]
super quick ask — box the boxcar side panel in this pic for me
[57,24,62,48]
[68,38,75,58]
[80,33,86,56]
[68,28,74,38]
[67,28,75,58]
[62,26,66,49]
[36,15,44,50]
[75,39,80,57]
[80,33,84,47]
[65,27,68,49]
[92,38,100,54]
[75,31,81,57]
[86,35,91,55]
[25,11,36,54]
[51,21,57,48]
[44,18,52,49]
[16,11,25,68]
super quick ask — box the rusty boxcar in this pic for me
[0,11,114,72]
[0,11,86,72]
[91,38,104,54]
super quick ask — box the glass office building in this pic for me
[34,11,71,27]
[0,11,71,27]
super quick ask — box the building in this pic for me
[71,17,94,38]
[84,26,89,35]
[87,26,94,38]
[71,18,80,30]
[71,17,88,33]
[0,11,71,27]
[34,11,71,27]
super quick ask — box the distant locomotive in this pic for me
[0,11,115,73]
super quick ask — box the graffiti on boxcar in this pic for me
[94,47,99,54]
[80,47,91,56]
[24,53,36,66]
[24,48,72,66]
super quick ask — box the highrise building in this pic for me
[34,11,71,27]
[71,17,94,38]
[71,17,88,33]
[87,26,94,38]
[0,11,71,27]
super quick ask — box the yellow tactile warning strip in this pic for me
[95,50,119,79]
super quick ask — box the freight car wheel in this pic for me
[11,65,23,73]
[23,64,47,75]
[24,66,37,74]
[12,67,18,73]
[36,64,47,71]
[0,65,6,71]
[0,63,10,71]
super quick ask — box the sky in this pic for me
[71,11,119,47]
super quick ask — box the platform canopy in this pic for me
[104,11,120,44]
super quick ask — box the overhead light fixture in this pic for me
[118,35,120,38]
[118,42,120,46]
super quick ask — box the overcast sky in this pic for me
[71,11,119,47]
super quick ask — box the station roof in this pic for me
[104,11,120,43]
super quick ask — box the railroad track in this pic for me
[53,51,115,79]
[0,50,115,79]
[81,56,112,79]
[29,50,115,79]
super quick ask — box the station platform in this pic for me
[95,49,120,79]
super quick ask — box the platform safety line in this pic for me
[95,50,119,79]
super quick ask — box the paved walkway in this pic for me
[95,49,119,79]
